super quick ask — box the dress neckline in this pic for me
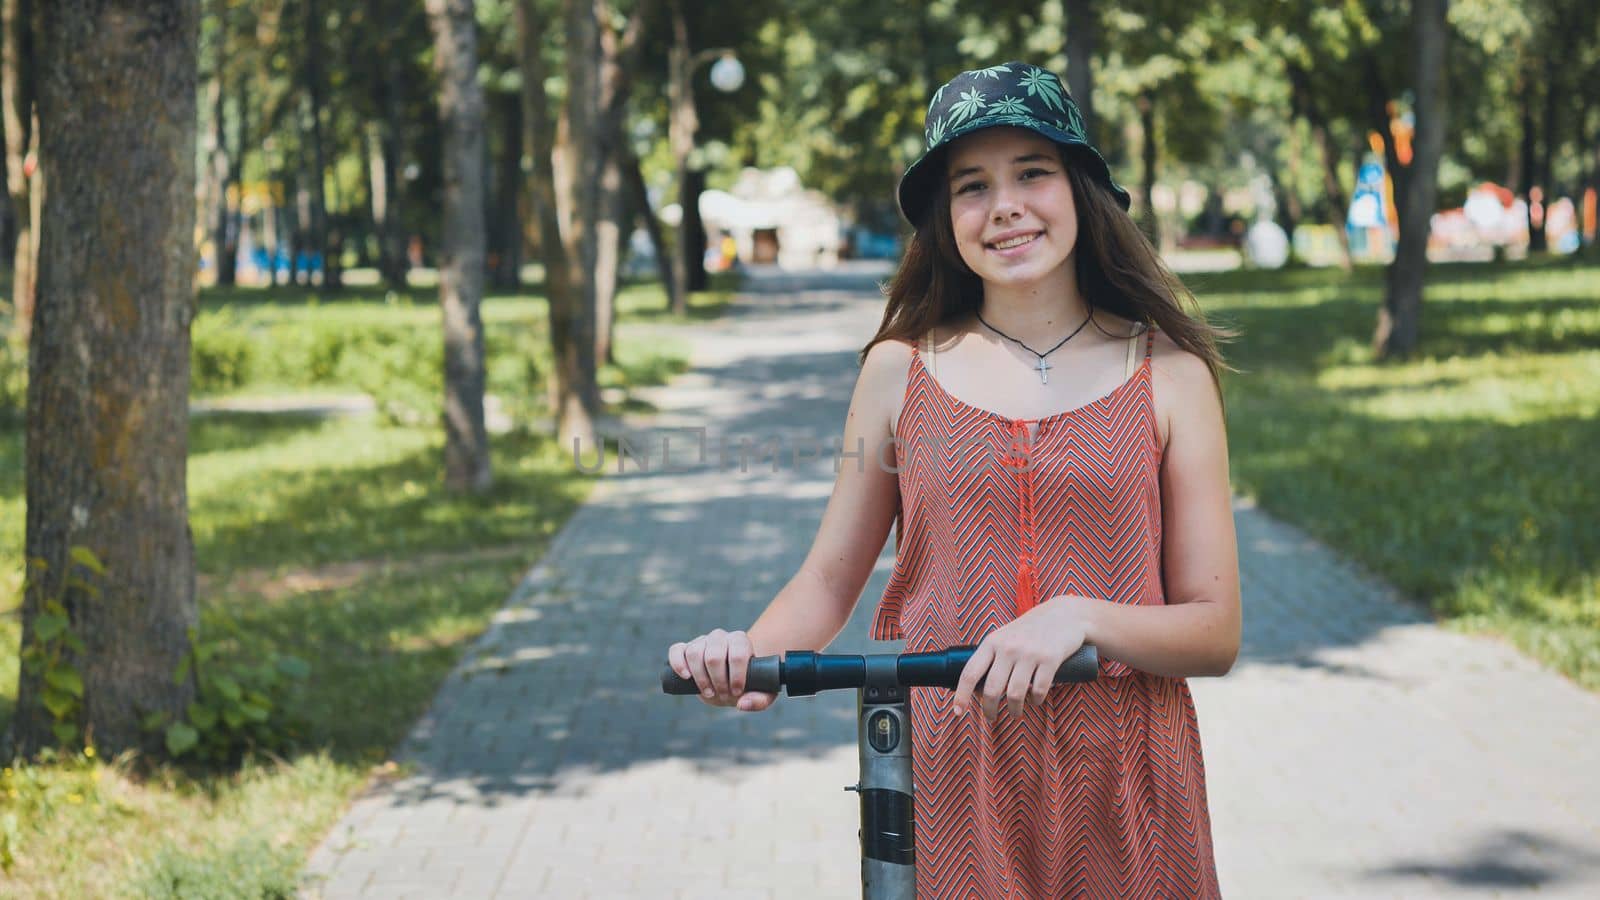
[912,345,1149,424]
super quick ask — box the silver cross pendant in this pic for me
[1034,357,1052,384]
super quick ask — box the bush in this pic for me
[142,620,311,768]
[0,331,25,423]
[336,326,443,426]
[190,313,256,394]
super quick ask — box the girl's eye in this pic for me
[956,181,985,195]
[1021,168,1053,180]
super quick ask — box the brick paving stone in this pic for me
[303,263,1600,899]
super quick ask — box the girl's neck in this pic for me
[975,268,1090,346]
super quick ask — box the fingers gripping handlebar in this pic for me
[660,644,1098,696]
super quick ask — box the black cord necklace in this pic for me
[975,308,1094,384]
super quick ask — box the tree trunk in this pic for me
[222,66,246,286]
[595,149,622,365]
[1375,0,1448,360]
[518,0,598,451]
[681,167,707,290]
[208,42,237,287]
[305,0,337,291]
[427,0,492,493]
[624,147,678,311]
[563,0,605,425]
[1533,51,1565,254]
[668,1,704,307]
[3,0,37,340]
[1063,0,1096,138]
[365,5,409,292]
[490,89,523,289]
[17,0,199,758]
[1519,58,1543,252]
[1137,91,1158,243]
[592,6,650,364]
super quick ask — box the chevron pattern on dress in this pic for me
[871,331,1220,898]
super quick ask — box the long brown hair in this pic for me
[861,151,1235,388]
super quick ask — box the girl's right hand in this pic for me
[667,628,779,712]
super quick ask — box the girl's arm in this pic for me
[668,338,907,708]
[1076,341,1241,678]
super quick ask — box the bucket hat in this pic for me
[896,61,1131,225]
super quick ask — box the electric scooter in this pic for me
[661,644,1099,900]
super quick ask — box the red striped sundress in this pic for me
[871,328,1220,899]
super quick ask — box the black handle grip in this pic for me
[660,655,782,695]
[924,644,1099,690]
[660,645,1098,696]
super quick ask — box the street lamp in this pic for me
[667,8,741,313]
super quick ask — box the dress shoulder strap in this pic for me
[1124,324,1157,378]
[923,331,938,378]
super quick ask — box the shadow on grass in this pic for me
[188,411,336,456]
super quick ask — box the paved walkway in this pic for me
[303,265,1600,899]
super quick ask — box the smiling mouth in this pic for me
[987,233,1040,250]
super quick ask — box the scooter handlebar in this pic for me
[660,644,1098,696]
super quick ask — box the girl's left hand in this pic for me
[952,595,1093,719]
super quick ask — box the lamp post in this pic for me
[667,2,742,314]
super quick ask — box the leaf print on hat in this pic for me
[947,88,988,126]
[1019,67,1066,114]
[1063,102,1085,136]
[926,115,947,149]
[972,64,1011,79]
[989,95,1029,116]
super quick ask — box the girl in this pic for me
[668,61,1239,898]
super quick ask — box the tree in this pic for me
[519,0,598,452]
[1063,0,1098,137]
[427,0,492,492]
[3,0,38,340]
[1374,0,1449,358]
[16,0,200,757]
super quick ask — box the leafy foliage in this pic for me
[142,623,311,766]
[17,548,103,751]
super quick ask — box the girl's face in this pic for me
[945,127,1079,289]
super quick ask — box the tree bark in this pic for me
[1063,0,1097,138]
[365,2,409,291]
[623,146,678,311]
[595,148,622,365]
[1375,0,1448,360]
[427,0,492,493]
[518,0,598,452]
[3,0,38,340]
[17,0,199,757]
[592,3,651,363]
[1137,91,1158,243]
[208,32,238,287]
[490,89,523,290]
[668,1,704,307]
[304,0,337,291]
[223,64,246,285]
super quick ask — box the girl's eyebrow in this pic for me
[948,153,1056,182]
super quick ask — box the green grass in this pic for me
[0,273,725,897]
[1199,257,1600,688]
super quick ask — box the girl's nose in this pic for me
[990,186,1023,222]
